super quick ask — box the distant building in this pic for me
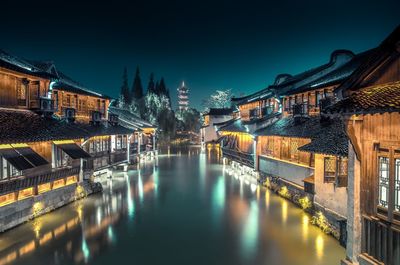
[200,108,233,149]
[177,81,189,111]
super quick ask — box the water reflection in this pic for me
[0,147,344,265]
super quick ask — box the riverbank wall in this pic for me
[0,181,102,233]
[259,173,347,246]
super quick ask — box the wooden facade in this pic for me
[239,98,279,121]
[0,67,51,109]
[52,89,109,122]
[282,86,335,117]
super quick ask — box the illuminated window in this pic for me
[324,157,336,183]
[378,156,390,208]
[17,82,27,106]
[290,139,299,161]
[53,179,65,189]
[265,137,274,156]
[18,187,34,200]
[116,136,122,150]
[66,176,77,185]
[395,158,400,212]
[38,183,51,194]
[0,193,16,206]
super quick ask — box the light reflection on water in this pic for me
[0,147,344,265]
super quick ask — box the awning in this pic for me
[15,147,49,167]
[54,140,91,159]
[0,146,34,171]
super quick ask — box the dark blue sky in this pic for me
[1,0,399,109]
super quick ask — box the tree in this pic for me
[120,67,130,104]
[147,73,155,94]
[201,89,233,111]
[159,77,167,95]
[131,66,143,99]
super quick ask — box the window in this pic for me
[0,157,21,179]
[122,135,127,149]
[336,158,348,187]
[378,156,390,208]
[116,136,122,150]
[265,137,274,156]
[17,82,27,106]
[395,158,400,212]
[324,157,336,183]
[290,139,299,161]
[302,95,308,114]
[316,91,323,106]
[55,147,70,167]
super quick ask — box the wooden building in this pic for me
[200,108,233,149]
[0,49,140,230]
[327,25,400,265]
[108,106,157,161]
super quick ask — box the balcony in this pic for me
[0,166,79,196]
[221,147,254,168]
[362,215,400,265]
[111,150,127,164]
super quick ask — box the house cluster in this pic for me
[0,50,157,231]
[202,26,400,265]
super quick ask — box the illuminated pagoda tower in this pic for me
[177,81,189,111]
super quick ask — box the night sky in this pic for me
[1,0,399,109]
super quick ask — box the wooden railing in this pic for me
[221,147,254,168]
[362,215,400,265]
[111,151,127,164]
[0,166,79,195]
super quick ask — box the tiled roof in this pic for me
[0,49,55,79]
[204,108,232,116]
[0,108,132,144]
[298,120,348,157]
[108,106,155,130]
[218,119,248,133]
[53,71,112,99]
[255,116,348,156]
[335,25,400,96]
[286,48,376,96]
[325,81,400,114]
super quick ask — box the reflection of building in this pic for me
[177,81,189,111]
[200,108,232,149]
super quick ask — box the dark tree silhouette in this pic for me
[120,67,130,103]
[131,66,143,99]
[147,73,155,94]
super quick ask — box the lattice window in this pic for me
[290,139,299,161]
[378,156,390,208]
[324,157,336,183]
[395,158,400,212]
[265,138,274,156]
[338,158,348,177]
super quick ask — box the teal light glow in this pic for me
[125,173,135,219]
[241,201,259,259]
[82,238,90,262]
[138,173,144,204]
[108,226,115,243]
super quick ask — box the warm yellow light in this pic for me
[278,186,290,199]
[66,176,77,185]
[32,201,44,217]
[18,188,34,200]
[38,183,51,194]
[298,196,312,210]
[0,193,16,207]
[52,179,65,190]
[19,240,35,256]
[53,140,75,145]
[75,185,86,199]
[316,235,324,260]
[39,232,53,246]
[54,224,66,238]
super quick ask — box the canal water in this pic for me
[0,147,344,265]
